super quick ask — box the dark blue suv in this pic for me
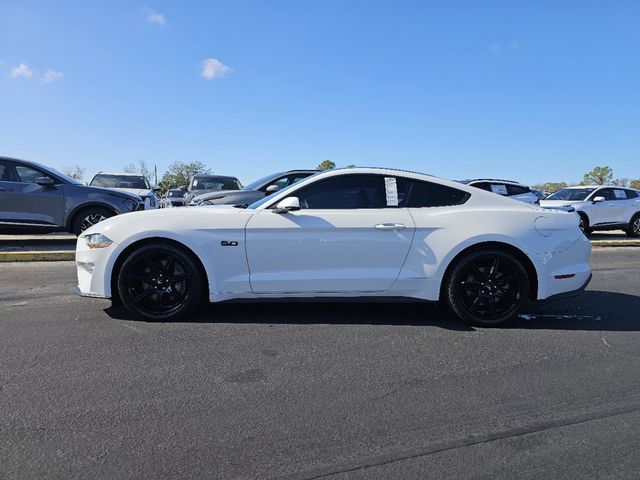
[0,156,145,235]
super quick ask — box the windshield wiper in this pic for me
[233,203,249,209]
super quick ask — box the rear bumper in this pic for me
[544,272,592,301]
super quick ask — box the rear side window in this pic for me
[507,184,531,195]
[0,161,10,181]
[626,190,639,199]
[405,180,469,208]
[471,182,492,192]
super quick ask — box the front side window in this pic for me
[15,165,50,184]
[296,174,388,209]
[594,188,613,201]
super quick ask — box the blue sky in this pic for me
[1,1,638,186]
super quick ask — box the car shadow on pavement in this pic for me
[104,290,640,331]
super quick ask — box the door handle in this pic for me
[374,223,407,231]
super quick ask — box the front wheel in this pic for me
[72,207,114,236]
[444,249,529,327]
[117,243,204,321]
[627,214,640,238]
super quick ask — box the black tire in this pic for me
[626,213,640,238]
[444,248,529,327]
[117,243,204,321]
[578,213,591,235]
[72,207,114,236]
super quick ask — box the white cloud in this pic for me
[142,7,166,25]
[489,43,500,54]
[10,62,33,78]
[41,69,64,83]
[509,40,520,50]
[200,58,232,80]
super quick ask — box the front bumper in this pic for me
[75,236,115,298]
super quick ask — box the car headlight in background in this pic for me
[85,233,114,249]
[122,198,138,212]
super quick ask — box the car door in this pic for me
[589,188,627,225]
[624,190,640,223]
[0,161,64,226]
[244,173,415,293]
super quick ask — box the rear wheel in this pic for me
[117,243,204,321]
[444,248,529,327]
[626,214,640,238]
[72,207,113,236]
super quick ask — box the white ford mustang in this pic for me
[76,167,592,326]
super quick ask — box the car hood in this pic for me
[539,199,584,207]
[191,189,247,202]
[101,187,155,197]
[75,184,142,201]
[83,204,249,241]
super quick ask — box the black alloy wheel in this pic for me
[444,248,529,327]
[117,243,204,321]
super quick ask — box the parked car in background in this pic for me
[159,188,185,208]
[189,170,318,206]
[540,186,640,236]
[183,174,242,206]
[531,189,547,201]
[89,172,160,209]
[459,179,540,204]
[0,156,145,235]
[76,167,591,327]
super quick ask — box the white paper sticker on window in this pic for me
[385,177,399,206]
[193,180,198,187]
[490,183,508,195]
[614,189,626,199]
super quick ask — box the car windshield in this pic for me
[192,176,241,191]
[243,172,283,191]
[91,174,150,189]
[546,188,596,201]
[247,179,305,209]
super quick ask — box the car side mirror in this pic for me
[35,177,55,187]
[592,196,605,203]
[274,196,300,213]
[265,184,280,194]
[152,186,161,193]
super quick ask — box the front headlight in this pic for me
[85,233,113,249]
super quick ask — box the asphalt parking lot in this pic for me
[1,248,639,479]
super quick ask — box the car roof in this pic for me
[563,185,626,189]
[461,178,524,186]
[192,173,239,179]
[94,171,145,175]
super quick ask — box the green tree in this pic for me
[631,179,640,190]
[159,161,210,195]
[124,159,152,181]
[63,165,86,181]
[531,182,567,194]
[317,160,336,171]
[582,166,613,185]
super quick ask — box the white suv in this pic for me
[540,185,640,236]
[460,179,539,204]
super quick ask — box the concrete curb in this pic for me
[591,240,640,248]
[0,250,75,262]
